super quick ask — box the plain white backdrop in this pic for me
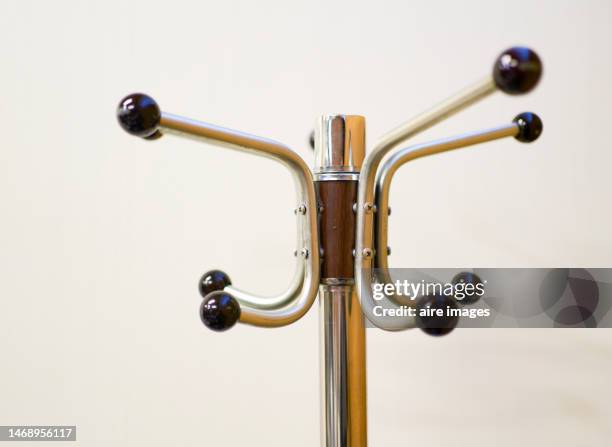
[1,0,611,446]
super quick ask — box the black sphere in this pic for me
[416,294,459,336]
[116,93,161,138]
[200,291,241,331]
[493,47,542,95]
[198,270,232,298]
[452,271,484,305]
[513,112,543,143]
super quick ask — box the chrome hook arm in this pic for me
[117,94,320,328]
[354,47,543,330]
[355,115,543,331]
[374,114,543,271]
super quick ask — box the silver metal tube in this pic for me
[315,114,365,174]
[354,77,497,330]
[358,123,519,330]
[159,112,320,327]
[375,123,520,271]
[225,262,304,309]
[319,285,367,447]
[320,285,350,447]
[316,115,367,447]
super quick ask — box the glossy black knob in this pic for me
[198,270,232,298]
[451,271,483,305]
[200,291,241,331]
[513,112,543,142]
[493,47,542,95]
[416,294,459,336]
[116,93,161,138]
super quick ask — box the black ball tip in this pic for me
[117,93,161,138]
[513,112,543,143]
[200,291,241,331]
[198,270,232,298]
[493,47,542,95]
[451,271,483,305]
[416,294,459,336]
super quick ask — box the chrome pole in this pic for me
[320,285,366,447]
[315,115,367,447]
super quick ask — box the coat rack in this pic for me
[116,46,543,447]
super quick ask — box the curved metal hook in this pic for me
[114,94,321,328]
[358,116,541,330]
[354,46,543,330]
[374,122,520,271]
[354,78,497,330]
[158,113,320,327]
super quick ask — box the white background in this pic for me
[1,0,611,446]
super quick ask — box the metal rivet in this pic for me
[352,203,357,213]
[295,204,307,215]
[293,249,298,257]
[364,202,376,214]
[387,207,392,216]
[300,248,309,259]
[362,248,373,258]
[387,246,391,255]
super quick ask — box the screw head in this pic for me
[116,93,161,138]
[493,47,542,95]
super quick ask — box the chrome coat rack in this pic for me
[116,47,543,447]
